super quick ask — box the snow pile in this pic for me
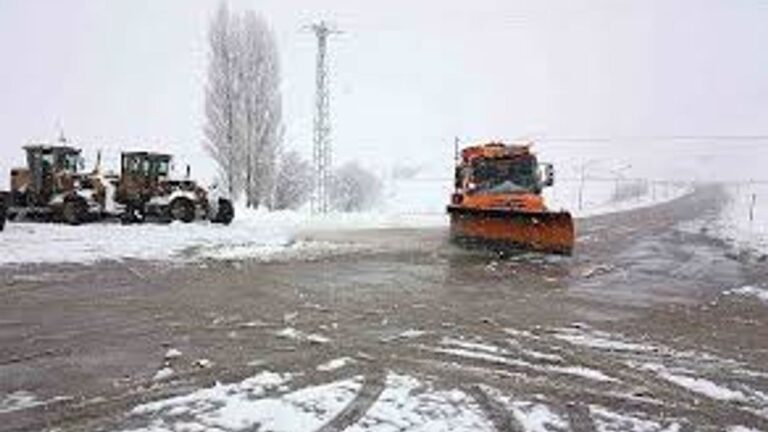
[0,391,45,414]
[0,203,448,265]
[274,327,331,344]
[0,391,38,414]
[199,239,362,262]
[0,390,70,414]
[729,427,762,432]
[0,214,292,265]
[723,285,768,303]
[708,183,768,255]
[640,363,747,402]
[316,357,354,372]
[121,371,361,432]
[152,367,174,381]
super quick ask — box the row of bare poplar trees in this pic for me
[203,3,379,212]
[202,3,289,209]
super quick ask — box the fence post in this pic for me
[578,166,585,211]
[749,193,757,223]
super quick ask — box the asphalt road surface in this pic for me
[1,186,766,431]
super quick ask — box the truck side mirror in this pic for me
[541,163,555,187]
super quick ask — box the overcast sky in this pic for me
[1,0,767,186]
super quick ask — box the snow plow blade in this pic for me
[448,206,574,255]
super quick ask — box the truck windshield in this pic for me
[471,156,539,193]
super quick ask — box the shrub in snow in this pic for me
[273,150,312,210]
[330,162,382,212]
[610,179,648,203]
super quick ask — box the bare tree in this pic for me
[274,150,313,210]
[203,3,282,207]
[330,162,382,212]
[203,2,241,197]
[236,11,282,208]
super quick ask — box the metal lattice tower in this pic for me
[310,21,340,214]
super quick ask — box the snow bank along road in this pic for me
[1,186,767,431]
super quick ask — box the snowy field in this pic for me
[0,209,442,266]
[0,178,691,265]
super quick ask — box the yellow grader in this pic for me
[4,142,234,225]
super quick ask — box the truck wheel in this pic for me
[170,198,195,223]
[62,199,85,225]
[212,199,234,225]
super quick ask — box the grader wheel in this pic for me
[62,198,86,226]
[170,198,195,223]
[212,199,234,225]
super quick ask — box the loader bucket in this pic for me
[448,206,575,255]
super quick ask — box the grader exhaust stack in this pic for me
[447,142,575,255]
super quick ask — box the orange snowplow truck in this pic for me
[447,142,574,255]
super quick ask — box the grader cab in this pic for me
[11,145,82,205]
[7,144,98,224]
[116,151,234,224]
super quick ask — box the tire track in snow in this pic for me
[466,384,525,432]
[562,403,598,432]
[316,371,387,432]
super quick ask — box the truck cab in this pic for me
[452,143,554,212]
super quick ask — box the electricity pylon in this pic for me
[309,21,341,214]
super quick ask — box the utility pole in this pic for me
[309,21,340,214]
